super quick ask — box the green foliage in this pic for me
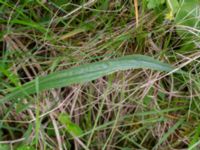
[58,113,83,136]
[0,55,175,104]
[175,0,200,27]
[0,144,9,150]
[146,0,199,26]
[0,66,20,87]
[189,124,200,150]
[146,0,165,9]
[16,146,35,150]
[154,119,184,148]
[166,0,179,14]
[146,0,199,51]
[51,0,69,6]
[175,0,200,51]
[0,0,199,149]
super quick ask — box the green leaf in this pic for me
[0,55,176,104]
[58,113,83,136]
[154,119,184,148]
[0,144,9,150]
[166,0,179,14]
[16,145,35,150]
[147,0,165,9]
[10,19,47,32]
[175,0,200,27]
[189,124,200,149]
[0,66,20,87]
[175,0,200,51]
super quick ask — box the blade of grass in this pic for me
[87,75,114,148]
[189,140,200,150]
[154,119,184,148]
[35,77,40,148]
[1,55,177,104]
[0,66,20,87]
[9,19,47,32]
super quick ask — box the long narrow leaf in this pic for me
[0,55,176,104]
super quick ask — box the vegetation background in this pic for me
[0,0,200,149]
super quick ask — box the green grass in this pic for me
[0,0,200,149]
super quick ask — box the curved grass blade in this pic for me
[0,55,176,104]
